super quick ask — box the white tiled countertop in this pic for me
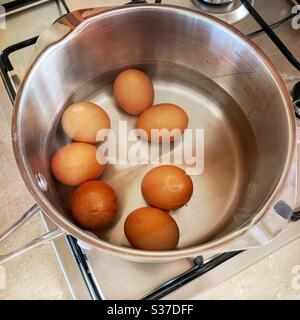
[0,108,71,300]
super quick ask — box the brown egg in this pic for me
[61,101,111,144]
[51,143,105,186]
[113,69,154,115]
[141,165,193,211]
[71,181,117,230]
[124,207,179,251]
[136,103,189,143]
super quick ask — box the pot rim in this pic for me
[12,4,296,262]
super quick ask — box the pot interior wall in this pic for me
[16,6,292,249]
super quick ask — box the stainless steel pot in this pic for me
[0,4,297,264]
[201,0,234,4]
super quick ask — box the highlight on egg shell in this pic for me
[51,142,105,186]
[124,207,180,251]
[141,165,193,211]
[71,180,118,230]
[61,101,111,144]
[113,69,154,115]
[136,103,189,143]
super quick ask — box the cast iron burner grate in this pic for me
[1,0,300,301]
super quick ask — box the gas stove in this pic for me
[0,0,300,300]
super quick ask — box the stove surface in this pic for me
[0,0,300,300]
